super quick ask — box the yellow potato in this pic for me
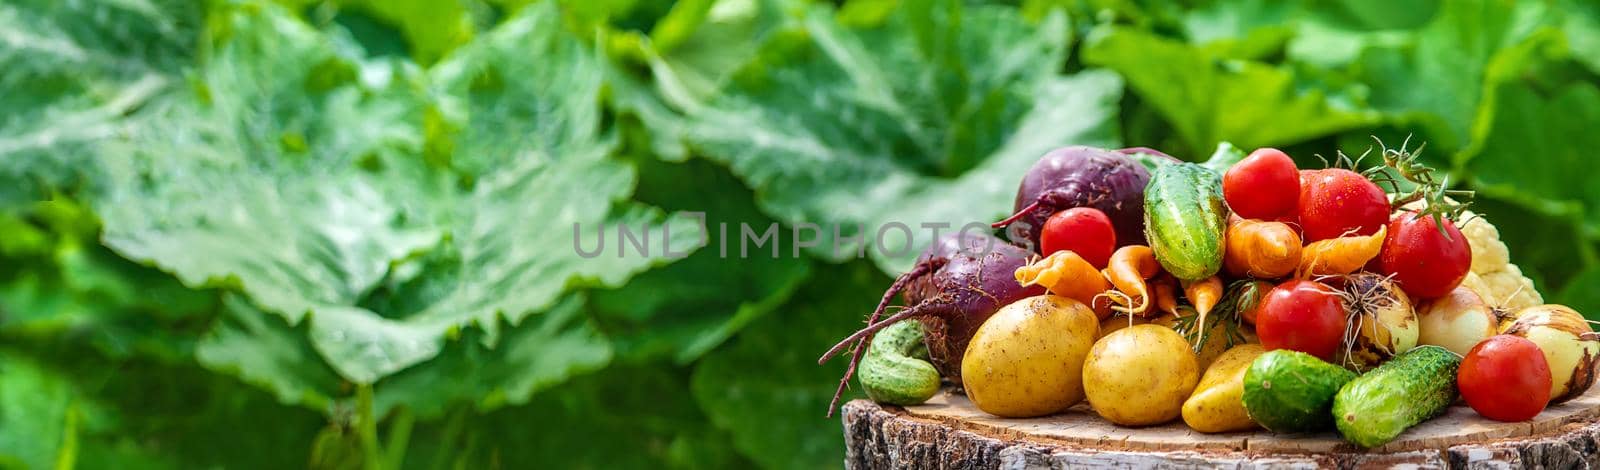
[1182,344,1266,433]
[1084,324,1199,426]
[962,295,1099,418]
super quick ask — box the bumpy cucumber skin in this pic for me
[1143,163,1227,280]
[859,321,940,406]
[1242,350,1359,433]
[1333,346,1461,448]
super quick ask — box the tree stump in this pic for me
[842,386,1600,469]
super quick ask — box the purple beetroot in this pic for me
[818,232,1044,414]
[992,146,1170,251]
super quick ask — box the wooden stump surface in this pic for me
[842,385,1600,469]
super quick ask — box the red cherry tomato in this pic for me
[1375,211,1472,299]
[1459,335,1552,422]
[1040,207,1116,268]
[1224,148,1300,219]
[1255,280,1347,361]
[1297,168,1389,242]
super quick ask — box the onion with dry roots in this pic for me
[1417,286,1503,356]
[1337,272,1419,371]
[1499,305,1600,404]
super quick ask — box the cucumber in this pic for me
[859,320,940,405]
[1332,346,1461,448]
[1143,162,1227,280]
[1242,350,1358,433]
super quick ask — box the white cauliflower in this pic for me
[1455,210,1542,310]
[1399,202,1543,310]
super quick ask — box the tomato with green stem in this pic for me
[1297,168,1389,242]
[1374,211,1471,299]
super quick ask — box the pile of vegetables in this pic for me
[824,141,1600,448]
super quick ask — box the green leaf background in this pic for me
[2,0,1598,468]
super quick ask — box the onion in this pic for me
[1338,273,1419,371]
[1417,286,1502,356]
[1499,305,1600,404]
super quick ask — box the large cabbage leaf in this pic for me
[0,0,197,207]
[95,2,697,393]
[1346,0,1561,160]
[690,261,886,469]
[369,294,612,417]
[1083,25,1379,157]
[1567,0,1600,76]
[682,1,1122,273]
[641,0,791,114]
[1468,80,1600,236]
[589,158,812,365]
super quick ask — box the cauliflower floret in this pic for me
[1453,209,1541,309]
[1458,210,1511,275]
[1477,264,1543,310]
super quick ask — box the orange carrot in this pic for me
[1101,245,1161,315]
[1152,276,1180,317]
[1224,218,1301,279]
[1015,251,1111,318]
[1298,226,1387,277]
[1183,276,1224,319]
[1181,275,1224,342]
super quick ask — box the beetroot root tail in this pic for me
[868,260,939,327]
[825,354,860,417]
[819,260,938,365]
[822,262,938,417]
[817,306,929,365]
[990,200,1040,229]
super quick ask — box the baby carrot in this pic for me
[1223,218,1301,279]
[1016,250,1112,319]
[1102,245,1161,315]
[1298,226,1386,277]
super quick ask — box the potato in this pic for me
[961,295,1099,418]
[1084,324,1199,426]
[1097,314,1148,340]
[1182,344,1265,433]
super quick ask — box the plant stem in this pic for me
[453,428,482,470]
[384,407,414,470]
[357,384,382,470]
[429,406,470,470]
[53,404,79,470]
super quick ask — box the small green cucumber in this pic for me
[1242,350,1359,433]
[1143,162,1228,280]
[1332,346,1461,448]
[859,320,940,406]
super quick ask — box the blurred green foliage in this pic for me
[1,0,1597,468]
